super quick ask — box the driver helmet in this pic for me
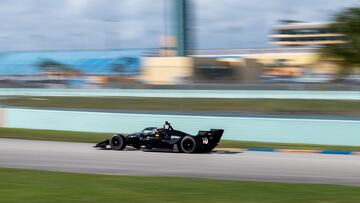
[164,121,170,130]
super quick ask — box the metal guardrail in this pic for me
[4,108,360,146]
[0,88,359,100]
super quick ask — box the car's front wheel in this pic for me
[180,136,197,153]
[110,134,126,150]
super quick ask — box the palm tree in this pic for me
[37,59,71,71]
[37,59,79,76]
[320,7,360,78]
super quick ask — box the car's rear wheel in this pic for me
[110,134,126,150]
[180,136,197,153]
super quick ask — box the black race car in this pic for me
[95,122,224,153]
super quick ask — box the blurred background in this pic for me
[0,0,358,150]
[0,0,359,90]
[1,2,360,202]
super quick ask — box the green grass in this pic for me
[1,96,360,115]
[0,168,360,203]
[0,128,110,143]
[1,128,360,151]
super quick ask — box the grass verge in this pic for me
[1,96,360,115]
[0,167,360,203]
[0,128,110,143]
[1,128,360,151]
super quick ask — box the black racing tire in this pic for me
[180,136,197,153]
[110,134,126,150]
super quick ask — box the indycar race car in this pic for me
[95,122,224,153]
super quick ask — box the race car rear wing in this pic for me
[197,129,224,140]
[210,129,224,143]
[196,129,224,152]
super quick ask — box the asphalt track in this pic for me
[1,139,360,186]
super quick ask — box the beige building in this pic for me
[139,56,263,85]
[247,51,338,77]
[138,21,348,85]
[139,57,194,85]
[270,21,346,46]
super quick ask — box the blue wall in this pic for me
[5,108,360,146]
[0,49,151,75]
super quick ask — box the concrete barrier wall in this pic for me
[3,108,360,146]
[0,88,360,100]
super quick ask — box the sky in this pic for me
[0,0,358,51]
